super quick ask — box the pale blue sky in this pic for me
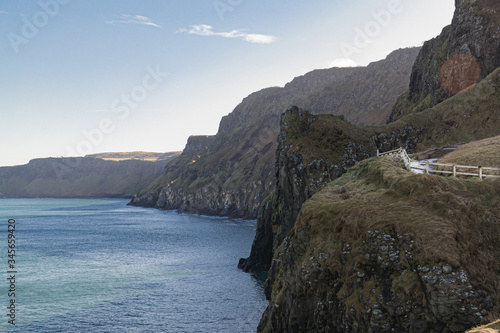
[0,0,455,166]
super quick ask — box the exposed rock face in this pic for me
[240,64,500,272]
[258,158,500,332]
[247,1,500,330]
[246,72,500,331]
[238,194,276,272]
[129,48,420,218]
[271,109,365,254]
[130,130,275,217]
[239,107,422,273]
[182,135,214,156]
[239,108,351,272]
[389,0,500,122]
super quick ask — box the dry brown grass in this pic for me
[295,157,500,318]
[467,319,500,332]
[440,135,500,167]
[438,135,500,177]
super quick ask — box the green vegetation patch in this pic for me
[294,157,500,315]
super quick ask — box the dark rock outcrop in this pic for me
[389,0,500,122]
[238,194,276,272]
[250,1,500,330]
[258,158,500,332]
[239,107,422,273]
[240,63,500,272]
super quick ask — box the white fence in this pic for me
[377,148,412,171]
[377,148,500,180]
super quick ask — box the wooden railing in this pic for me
[376,148,412,171]
[377,148,500,180]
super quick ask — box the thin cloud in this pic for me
[107,14,161,28]
[177,24,276,44]
[0,11,8,14]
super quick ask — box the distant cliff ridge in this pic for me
[86,151,179,162]
[0,152,180,198]
[129,48,420,218]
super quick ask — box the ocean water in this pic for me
[0,199,267,332]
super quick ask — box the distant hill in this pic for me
[86,151,180,162]
[0,152,180,198]
[130,48,420,218]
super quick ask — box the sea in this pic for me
[0,198,267,332]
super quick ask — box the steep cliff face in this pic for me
[240,65,500,272]
[239,107,412,273]
[389,0,500,122]
[130,48,420,218]
[128,135,217,208]
[239,108,369,272]
[130,129,275,217]
[259,158,500,332]
[247,1,500,330]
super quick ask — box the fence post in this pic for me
[426,162,429,175]
[479,166,483,180]
[377,149,380,157]
[453,165,456,177]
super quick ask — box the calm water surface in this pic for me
[0,199,266,332]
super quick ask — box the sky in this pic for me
[0,0,455,167]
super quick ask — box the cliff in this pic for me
[239,64,500,273]
[0,152,179,198]
[240,0,500,273]
[259,157,500,332]
[242,0,500,330]
[388,0,500,122]
[129,48,420,218]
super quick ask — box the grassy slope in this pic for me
[388,67,500,151]
[293,158,500,319]
[440,136,500,169]
[259,66,500,330]
[389,0,500,122]
[282,66,500,169]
